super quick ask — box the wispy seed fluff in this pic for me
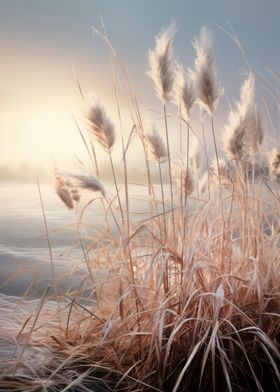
[268,147,280,180]
[190,138,201,176]
[146,127,168,162]
[223,73,263,162]
[174,64,195,120]
[148,22,176,103]
[190,26,223,114]
[71,174,106,197]
[86,101,116,152]
[55,171,75,210]
[173,162,194,197]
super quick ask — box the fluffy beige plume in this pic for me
[174,64,195,120]
[147,22,176,103]
[86,101,116,152]
[70,188,81,202]
[173,162,194,197]
[190,138,201,176]
[268,147,280,180]
[64,179,81,202]
[146,127,168,162]
[71,174,106,197]
[223,73,263,162]
[238,74,263,154]
[183,167,194,197]
[54,172,75,209]
[190,26,223,114]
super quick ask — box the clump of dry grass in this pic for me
[1,23,280,392]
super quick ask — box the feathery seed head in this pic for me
[268,147,280,180]
[190,138,201,175]
[71,174,106,197]
[71,188,80,202]
[183,167,194,197]
[54,171,75,209]
[86,100,116,152]
[240,74,263,153]
[223,73,263,162]
[173,162,194,197]
[146,127,168,162]
[191,26,223,114]
[223,113,249,161]
[174,64,195,120]
[148,22,176,103]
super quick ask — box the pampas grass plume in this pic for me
[223,73,263,162]
[190,138,201,176]
[146,127,168,162]
[268,147,280,180]
[55,173,74,209]
[239,73,263,154]
[71,174,106,197]
[173,162,194,197]
[174,64,195,120]
[86,100,116,152]
[148,22,176,103]
[191,26,223,114]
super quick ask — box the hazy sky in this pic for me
[1,0,279,173]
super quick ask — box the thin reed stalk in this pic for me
[182,124,190,259]
[108,151,124,225]
[201,120,211,197]
[163,103,176,242]
[210,113,221,185]
[36,177,55,281]
[158,160,167,241]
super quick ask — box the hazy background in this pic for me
[1,0,280,181]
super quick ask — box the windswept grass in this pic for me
[1,24,280,392]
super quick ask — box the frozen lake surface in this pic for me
[0,181,152,298]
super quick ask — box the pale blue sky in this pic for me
[0,0,279,169]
